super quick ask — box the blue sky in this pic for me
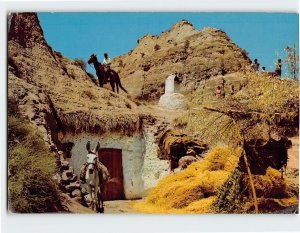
[38,13,298,76]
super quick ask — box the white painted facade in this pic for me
[58,130,170,200]
[159,74,187,110]
[165,74,180,94]
[142,130,171,192]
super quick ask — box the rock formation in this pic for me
[111,20,251,100]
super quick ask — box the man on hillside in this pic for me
[261,66,267,76]
[103,53,111,66]
[275,59,282,77]
[251,59,260,73]
[215,86,222,98]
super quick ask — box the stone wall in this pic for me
[141,129,171,192]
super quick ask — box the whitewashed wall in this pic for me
[58,132,145,199]
[57,130,171,199]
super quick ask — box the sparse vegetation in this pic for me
[118,60,125,68]
[8,98,61,213]
[82,90,96,100]
[184,40,190,50]
[69,70,76,79]
[285,44,299,80]
[54,51,63,59]
[241,49,249,59]
[86,72,98,85]
[154,44,161,51]
[73,58,87,70]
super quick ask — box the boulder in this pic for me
[52,173,60,183]
[65,169,73,177]
[84,194,91,205]
[159,93,187,110]
[81,187,88,196]
[61,170,73,181]
[159,130,208,169]
[186,148,196,157]
[60,161,69,171]
[65,181,81,192]
[69,174,77,183]
[61,172,70,182]
[71,189,82,198]
[178,156,198,169]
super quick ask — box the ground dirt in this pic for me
[62,193,141,214]
[287,136,299,185]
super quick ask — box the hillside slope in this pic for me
[8,13,142,139]
[111,20,251,100]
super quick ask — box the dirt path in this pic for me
[287,136,299,185]
[140,104,187,124]
[61,193,142,214]
[104,200,141,214]
[287,136,299,170]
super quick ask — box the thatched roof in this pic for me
[173,73,299,148]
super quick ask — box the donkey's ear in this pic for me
[95,142,100,152]
[86,141,91,152]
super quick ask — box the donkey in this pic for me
[84,141,108,213]
[87,54,128,93]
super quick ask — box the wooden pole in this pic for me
[243,151,259,214]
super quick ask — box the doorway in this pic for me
[98,148,125,200]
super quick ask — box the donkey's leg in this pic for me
[87,185,94,209]
[98,184,104,213]
[94,184,99,212]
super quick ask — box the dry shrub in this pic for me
[73,58,87,70]
[174,73,299,148]
[133,147,240,213]
[82,90,96,100]
[253,167,288,198]
[244,197,298,213]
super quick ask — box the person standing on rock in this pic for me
[261,66,266,75]
[251,59,260,73]
[215,86,222,98]
[230,84,235,95]
[275,59,282,77]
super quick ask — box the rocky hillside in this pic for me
[8,13,143,142]
[111,20,251,100]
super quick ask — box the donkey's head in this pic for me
[87,54,98,65]
[86,141,100,174]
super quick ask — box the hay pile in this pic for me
[134,147,240,213]
[213,162,298,213]
[134,146,298,214]
[243,168,298,213]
